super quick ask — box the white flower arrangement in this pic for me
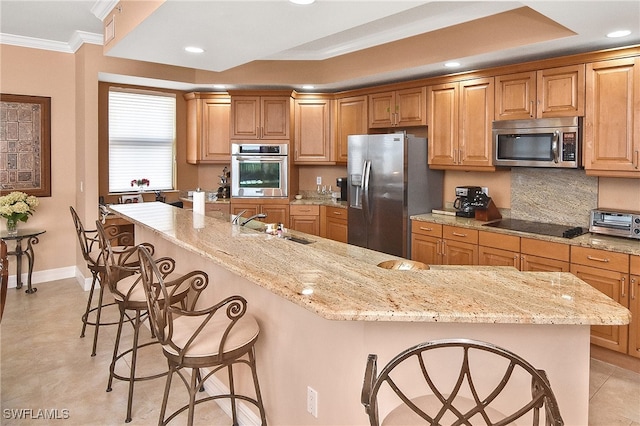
[0,191,39,223]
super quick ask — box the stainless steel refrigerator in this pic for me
[348,133,443,258]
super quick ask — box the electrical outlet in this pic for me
[316,176,322,185]
[307,386,318,418]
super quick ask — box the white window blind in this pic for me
[108,89,176,193]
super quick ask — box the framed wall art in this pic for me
[0,94,51,197]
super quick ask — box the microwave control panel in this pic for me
[561,132,577,162]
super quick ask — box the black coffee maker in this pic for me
[453,186,485,217]
[336,177,348,201]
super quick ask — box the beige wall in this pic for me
[0,45,78,276]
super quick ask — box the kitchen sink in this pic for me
[282,235,314,245]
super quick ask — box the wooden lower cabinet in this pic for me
[479,246,519,268]
[520,237,570,272]
[182,200,230,216]
[231,199,289,225]
[289,205,320,236]
[321,206,348,243]
[412,235,440,265]
[442,225,478,265]
[411,221,443,265]
[571,263,629,353]
[443,240,478,265]
[629,255,640,359]
[571,246,630,354]
[478,231,520,268]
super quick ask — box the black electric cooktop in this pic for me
[483,218,588,239]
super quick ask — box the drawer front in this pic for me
[478,231,520,252]
[443,225,478,244]
[290,204,319,216]
[325,206,348,220]
[571,246,629,272]
[631,254,640,275]
[411,221,442,237]
[520,237,570,262]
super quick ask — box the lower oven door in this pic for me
[231,156,288,197]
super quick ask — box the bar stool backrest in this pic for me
[361,338,564,426]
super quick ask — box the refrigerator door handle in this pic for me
[363,160,371,190]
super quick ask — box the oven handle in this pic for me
[232,156,286,162]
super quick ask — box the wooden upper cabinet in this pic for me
[368,87,426,128]
[495,71,536,120]
[459,78,494,167]
[336,95,368,164]
[584,57,640,177]
[293,96,333,164]
[427,82,458,166]
[231,95,290,140]
[537,65,585,117]
[495,65,585,120]
[185,92,231,164]
[428,78,494,170]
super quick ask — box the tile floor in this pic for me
[2,278,640,425]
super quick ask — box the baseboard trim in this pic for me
[591,344,640,373]
[7,266,77,289]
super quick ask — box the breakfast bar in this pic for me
[110,202,630,425]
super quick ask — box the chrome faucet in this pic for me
[231,209,248,225]
[240,213,267,226]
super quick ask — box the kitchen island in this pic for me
[110,202,630,425]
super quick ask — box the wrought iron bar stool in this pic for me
[137,245,267,426]
[361,338,563,426]
[96,220,189,423]
[70,206,134,356]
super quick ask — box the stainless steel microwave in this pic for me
[492,117,582,168]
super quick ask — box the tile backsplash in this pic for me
[510,168,597,226]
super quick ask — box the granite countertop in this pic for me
[109,202,630,326]
[411,213,640,256]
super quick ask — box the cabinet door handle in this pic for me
[530,100,534,117]
[452,232,467,237]
[333,211,342,216]
[513,255,519,268]
[436,240,441,255]
[419,226,433,231]
[632,277,636,300]
[459,149,463,164]
[587,255,610,263]
[621,276,626,298]
[634,150,639,169]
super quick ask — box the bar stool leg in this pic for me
[125,309,143,423]
[228,364,238,426]
[80,272,98,338]
[249,347,267,424]
[107,306,126,393]
[90,281,108,357]
[159,364,175,426]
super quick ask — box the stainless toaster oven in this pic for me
[589,209,640,239]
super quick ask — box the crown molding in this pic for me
[91,0,119,21]
[0,31,103,54]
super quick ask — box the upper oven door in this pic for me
[231,155,288,197]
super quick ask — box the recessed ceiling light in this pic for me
[184,46,204,53]
[302,85,315,90]
[445,62,461,68]
[213,84,226,89]
[289,0,315,4]
[607,30,631,38]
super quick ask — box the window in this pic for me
[108,89,176,193]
